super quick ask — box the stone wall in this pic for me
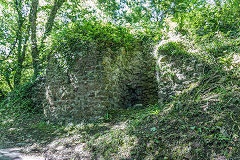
[43,43,158,121]
[44,45,108,121]
[104,46,158,109]
[155,41,209,102]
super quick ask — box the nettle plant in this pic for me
[0,81,40,117]
[51,17,159,70]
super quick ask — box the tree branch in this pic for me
[30,0,39,77]
[39,0,66,51]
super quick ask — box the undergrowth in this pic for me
[0,19,239,160]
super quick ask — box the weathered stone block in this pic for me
[43,43,158,122]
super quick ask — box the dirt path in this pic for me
[0,148,45,160]
[0,142,45,160]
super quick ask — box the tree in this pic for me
[0,0,30,90]
[30,0,66,78]
[0,0,66,94]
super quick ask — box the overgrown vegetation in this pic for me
[0,80,43,117]
[1,0,240,159]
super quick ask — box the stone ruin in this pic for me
[42,43,158,121]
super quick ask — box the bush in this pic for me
[0,80,43,117]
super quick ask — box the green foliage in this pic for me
[0,0,240,159]
[56,19,136,50]
[157,41,186,56]
[97,0,121,20]
[51,19,143,68]
[0,81,42,117]
[183,1,240,37]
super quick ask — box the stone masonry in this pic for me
[43,43,158,121]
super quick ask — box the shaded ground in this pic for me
[0,110,142,159]
[0,148,44,160]
[1,101,240,160]
[0,29,240,159]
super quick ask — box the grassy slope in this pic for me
[0,30,240,160]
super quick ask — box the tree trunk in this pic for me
[40,0,66,47]
[30,0,39,78]
[14,0,24,87]
[30,0,66,78]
